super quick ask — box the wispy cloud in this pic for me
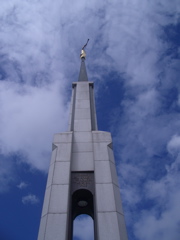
[22,194,39,205]
[17,181,28,190]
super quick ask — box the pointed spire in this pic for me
[78,58,88,81]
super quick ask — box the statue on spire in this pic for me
[80,39,89,59]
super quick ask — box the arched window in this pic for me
[73,214,94,240]
[70,189,95,240]
[71,189,94,219]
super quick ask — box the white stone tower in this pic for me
[37,44,128,240]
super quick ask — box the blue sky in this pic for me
[0,0,180,240]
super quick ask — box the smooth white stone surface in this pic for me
[95,161,111,183]
[68,113,72,124]
[73,142,93,152]
[53,132,72,143]
[68,88,74,131]
[45,214,67,240]
[49,185,69,213]
[42,186,51,217]
[76,91,89,100]
[97,212,120,240]
[117,213,128,240]
[53,162,70,185]
[76,82,89,91]
[50,148,57,164]
[55,143,72,161]
[92,131,112,142]
[113,184,124,214]
[46,163,54,187]
[93,142,109,161]
[110,162,119,186]
[71,159,94,171]
[75,99,90,109]
[71,152,94,171]
[73,132,92,143]
[96,183,116,212]
[74,119,91,131]
[74,108,91,119]
[72,152,93,161]
[107,147,116,163]
[37,215,47,240]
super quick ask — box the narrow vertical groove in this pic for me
[67,139,73,240]
[89,84,98,131]
[70,85,76,131]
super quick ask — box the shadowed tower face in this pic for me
[37,49,128,240]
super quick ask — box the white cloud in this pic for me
[17,181,28,190]
[167,135,180,156]
[0,80,69,171]
[135,173,180,240]
[22,194,39,205]
[134,194,180,240]
[120,128,180,239]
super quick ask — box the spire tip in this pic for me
[80,39,89,59]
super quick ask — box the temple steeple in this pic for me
[37,43,128,240]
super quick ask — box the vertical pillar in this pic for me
[93,131,128,240]
[37,132,73,240]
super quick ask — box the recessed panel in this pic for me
[73,142,93,152]
[71,152,94,171]
[71,172,94,193]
